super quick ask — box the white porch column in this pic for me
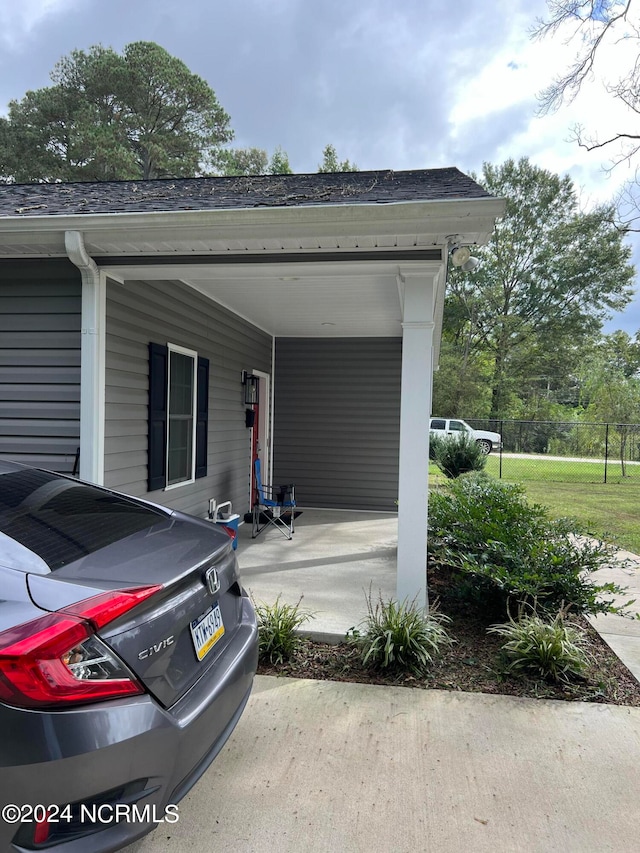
[65,231,106,485]
[396,272,436,611]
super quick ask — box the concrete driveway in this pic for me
[130,675,640,853]
[127,509,640,853]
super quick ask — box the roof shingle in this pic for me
[0,168,491,218]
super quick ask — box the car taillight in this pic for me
[0,585,162,709]
[62,584,163,628]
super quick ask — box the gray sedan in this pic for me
[0,461,258,851]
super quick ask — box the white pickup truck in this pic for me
[429,418,502,454]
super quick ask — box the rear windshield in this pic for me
[0,468,166,571]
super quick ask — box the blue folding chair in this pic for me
[252,459,296,540]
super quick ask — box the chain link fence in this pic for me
[464,419,640,483]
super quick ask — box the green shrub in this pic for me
[488,607,590,683]
[428,472,633,618]
[430,433,487,478]
[253,595,313,664]
[349,591,454,675]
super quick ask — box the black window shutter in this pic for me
[148,342,168,491]
[195,356,209,479]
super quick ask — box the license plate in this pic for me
[190,603,225,661]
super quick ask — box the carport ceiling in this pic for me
[104,258,443,337]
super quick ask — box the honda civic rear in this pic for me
[0,462,258,851]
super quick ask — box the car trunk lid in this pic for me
[27,516,244,708]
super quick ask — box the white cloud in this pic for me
[0,0,81,51]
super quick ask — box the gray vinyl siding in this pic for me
[105,279,271,518]
[273,338,401,510]
[0,260,81,473]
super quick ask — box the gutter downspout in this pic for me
[65,230,106,485]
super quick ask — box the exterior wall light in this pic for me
[242,371,259,405]
[451,245,471,267]
[449,241,480,273]
[461,256,480,272]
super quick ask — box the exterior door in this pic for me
[249,372,270,505]
[251,389,260,503]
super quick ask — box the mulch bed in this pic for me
[257,569,640,706]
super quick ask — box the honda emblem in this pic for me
[204,567,220,596]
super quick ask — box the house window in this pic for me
[167,345,197,486]
[148,342,209,492]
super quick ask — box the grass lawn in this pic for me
[514,480,640,555]
[428,455,640,555]
[484,454,639,485]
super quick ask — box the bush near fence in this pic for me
[464,419,640,484]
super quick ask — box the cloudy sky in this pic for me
[1,0,639,332]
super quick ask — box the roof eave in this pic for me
[0,196,505,234]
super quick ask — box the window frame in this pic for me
[164,343,198,490]
[147,341,209,493]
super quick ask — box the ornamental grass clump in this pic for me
[488,606,590,683]
[430,432,488,479]
[349,590,455,676]
[253,595,313,664]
